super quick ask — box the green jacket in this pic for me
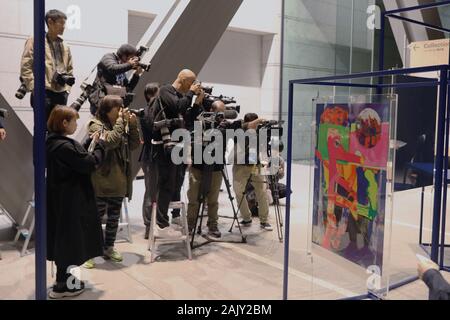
[88,117,140,199]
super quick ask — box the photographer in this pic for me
[20,9,74,119]
[89,44,144,115]
[147,69,203,238]
[186,100,231,238]
[140,82,160,239]
[0,118,5,141]
[233,113,273,231]
[84,95,140,268]
[46,106,106,299]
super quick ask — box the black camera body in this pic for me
[52,71,75,87]
[0,108,8,119]
[201,86,213,95]
[129,108,145,118]
[135,45,151,72]
[15,81,28,100]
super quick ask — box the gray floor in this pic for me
[0,164,449,300]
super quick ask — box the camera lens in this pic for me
[15,84,27,100]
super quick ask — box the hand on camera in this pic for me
[129,112,137,125]
[0,128,6,141]
[248,118,266,130]
[194,89,205,105]
[90,131,100,144]
[128,57,140,69]
[190,82,202,95]
[135,66,144,76]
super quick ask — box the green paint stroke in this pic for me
[358,169,379,220]
[317,124,350,161]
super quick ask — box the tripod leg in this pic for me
[269,176,284,242]
[220,168,246,242]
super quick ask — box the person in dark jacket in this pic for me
[418,258,450,300]
[139,82,160,239]
[0,117,6,141]
[89,44,143,115]
[46,106,106,299]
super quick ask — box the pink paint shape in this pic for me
[349,123,389,168]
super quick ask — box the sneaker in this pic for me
[208,226,222,238]
[103,247,123,262]
[172,216,182,226]
[155,225,183,239]
[82,259,95,269]
[144,225,150,240]
[260,222,273,231]
[48,281,85,299]
[238,219,252,227]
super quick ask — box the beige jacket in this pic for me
[20,36,73,93]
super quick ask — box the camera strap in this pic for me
[46,33,64,72]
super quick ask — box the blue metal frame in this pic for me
[34,0,46,300]
[286,65,449,300]
[283,1,450,300]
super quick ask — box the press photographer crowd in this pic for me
[2,9,448,301]
[1,9,288,299]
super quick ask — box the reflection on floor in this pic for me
[0,164,449,300]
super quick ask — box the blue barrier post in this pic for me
[283,82,294,300]
[33,0,47,300]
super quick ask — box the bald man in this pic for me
[148,69,204,238]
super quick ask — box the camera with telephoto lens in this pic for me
[52,71,75,87]
[70,82,95,111]
[200,86,238,111]
[198,110,239,126]
[258,120,285,133]
[15,77,28,100]
[0,108,8,119]
[135,45,151,72]
[153,117,184,154]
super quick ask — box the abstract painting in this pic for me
[312,102,391,270]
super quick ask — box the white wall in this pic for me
[0,0,281,133]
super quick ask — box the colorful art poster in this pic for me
[312,102,391,270]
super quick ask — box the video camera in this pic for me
[70,81,95,111]
[0,108,8,119]
[199,86,240,113]
[198,110,239,124]
[258,120,285,129]
[135,45,151,72]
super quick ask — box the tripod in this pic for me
[266,173,284,242]
[190,164,247,249]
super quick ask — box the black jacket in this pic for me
[423,269,450,300]
[89,52,140,115]
[96,52,139,89]
[152,84,195,141]
[46,134,105,267]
